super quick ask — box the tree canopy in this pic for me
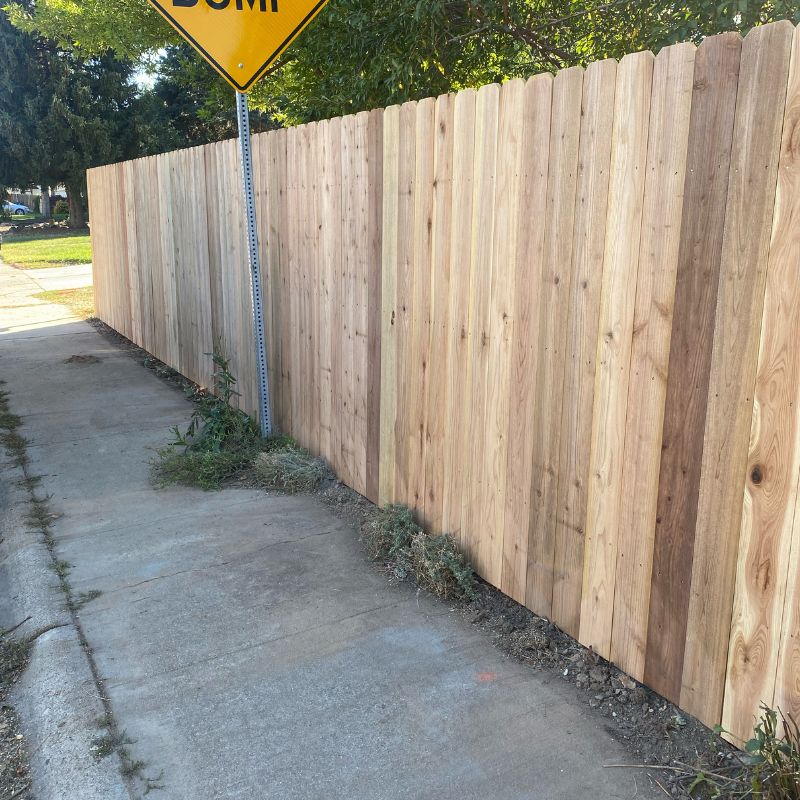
[0,3,180,224]
[10,0,800,125]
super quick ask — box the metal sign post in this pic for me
[235,90,272,437]
[144,0,332,438]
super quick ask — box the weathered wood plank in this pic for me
[611,42,695,681]
[681,20,794,726]
[551,59,616,636]
[723,23,800,743]
[643,31,743,703]
[579,50,654,659]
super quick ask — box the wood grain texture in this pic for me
[723,23,800,743]
[552,59,616,636]
[461,82,499,575]
[774,31,800,729]
[500,74,553,604]
[378,105,400,506]
[611,42,695,682]
[392,101,418,508]
[681,21,794,725]
[643,31,743,703]
[407,98,435,518]
[526,66,584,618]
[423,93,454,533]
[340,116,358,485]
[366,109,384,504]
[478,78,524,588]
[441,88,477,545]
[85,26,800,737]
[156,153,179,369]
[580,51,654,659]
[353,112,371,498]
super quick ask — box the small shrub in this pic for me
[692,706,800,799]
[253,447,328,493]
[53,199,69,216]
[362,504,475,600]
[172,353,259,454]
[151,352,261,490]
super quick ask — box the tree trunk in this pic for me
[65,184,86,229]
[40,186,51,219]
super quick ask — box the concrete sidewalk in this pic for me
[25,263,93,292]
[0,261,657,799]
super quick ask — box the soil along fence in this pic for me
[88,20,800,742]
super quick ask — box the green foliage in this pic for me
[0,230,92,269]
[152,352,264,490]
[743,707,800,800]
[362,504,476,599]
[253,447,328,493]
[170,353,259,454]
[0,2,190,224]
[11,0,800,127]
[693,706,800,799]
[151,448,254,491]
[52,199,68,216]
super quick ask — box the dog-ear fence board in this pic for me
[88,20,800,743]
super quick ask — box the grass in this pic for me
[362,504,476,600]
[0,230,92,269]
[152,448,256,491]
[149,353,329,493]
[33,286,95,319]
[253,447,328,493]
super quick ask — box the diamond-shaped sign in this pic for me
[147,0,329,92]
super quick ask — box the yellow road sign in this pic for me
[147,0,329,92]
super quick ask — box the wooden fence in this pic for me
[88,20,800,742]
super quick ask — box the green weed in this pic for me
[151,353,265,490]
[171,352,259,454]
[690,706,800,799]
[152,448,254,491]
[362,504,475,600]
[74,589,102,609]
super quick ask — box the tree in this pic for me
[148,45,275,145]
[10,0,800,125]
[0,3,179,226]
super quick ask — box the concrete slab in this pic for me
[25,263,93,292]
[0,261,658,799]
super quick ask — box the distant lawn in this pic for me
[33,286,95,320]
[0,230,92,269]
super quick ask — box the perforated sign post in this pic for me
[146,0,330,436]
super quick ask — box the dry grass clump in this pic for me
[252,447,329,493]
[361,504,475,600]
